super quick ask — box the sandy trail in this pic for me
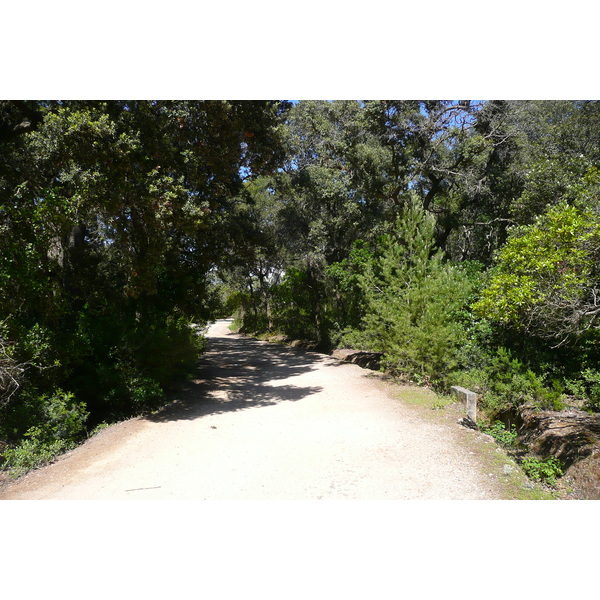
[0,319,501,500]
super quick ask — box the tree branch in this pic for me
[0,100,44,141]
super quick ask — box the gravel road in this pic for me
[0,319,504,500]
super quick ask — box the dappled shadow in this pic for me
[147,330,327,422]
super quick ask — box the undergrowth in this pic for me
[2,390,88,478]
[477,419,564,487]
[520,456,564,486]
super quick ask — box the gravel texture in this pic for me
[0,319,504,500]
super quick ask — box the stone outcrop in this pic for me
[518,404,600,499]
[559,450,600,499]
[331,349,383,370]
[518,405,600,465]
[289,339,319,350]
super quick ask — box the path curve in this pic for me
[0,319,502,500]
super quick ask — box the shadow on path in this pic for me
[147,331,327,423]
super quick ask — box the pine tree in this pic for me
[343,198,473,387]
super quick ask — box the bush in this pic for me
[565,368,600,412]
[60,308,203,422]
[456,347,565,418]
[42,389,89,439]
[270,268,322,341]
[2,389,88,477]
[478,420,518,447]
[0,332,25,407]
[137,312,205,384]
[473,202,600,345]
[341,200,474,388]
[125,374,165,410]
[3,434,69,478]
[521,456,564,486]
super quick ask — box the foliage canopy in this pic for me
[3,99,600,475]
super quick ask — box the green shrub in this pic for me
[59,308,203,422]
[43,390,89,439]
[126,375,165,410]
[478,420,518,447]
[90,421,110,436]
[270,268,322,341]
[134,312,204,387]
[458,347,566,418]
[473,202,600,346]
[3,433,69,478]
[565,368,600,412]
[521,456,564,486]
[341,200,474,388]
[2,389,88,477]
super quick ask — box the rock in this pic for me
[518,404,600,499]
[503,464,515,475]
[518,404,600,467]
[560,450,600,499]
[331,349,357,360]
[331,349,383,370]
[267,334,287,343]
[289,339,320,350]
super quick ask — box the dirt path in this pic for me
[0,319,510,500]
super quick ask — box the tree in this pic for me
[328,100,531,266]
[473,199,600,347]
[0,100,287,430]
[226,100,521,342]
[342,199,473,386]
[499,100,600,224]
[217,176,288,331]
[227,101,391,342]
